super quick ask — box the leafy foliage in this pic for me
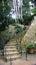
[8,17,15,25]
[32,7,36,16]
[18,15,34,25]
[27,44,35,49]
[15,26,22,34]
[0,0,11,31]
[23,0,30,16]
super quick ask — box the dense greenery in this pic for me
[26,43,35,49]
[23,0,30,16]
[32,7,36,16]
[18,15,34,25]
[0,0,11,31]
[8,17,15,25]
[26,43,35,53]
[15,25,23,34]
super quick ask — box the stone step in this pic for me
[6,42,16,45]
[6,44,16,46]
[6,40,16,44]
[4,49,18,52]
[5,46,16,48]
[6,55,21,61]
[4,40,21,61]
[4,48,17,51]
[4,51,19,55]
[5,53,19,56]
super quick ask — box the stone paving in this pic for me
[0,59,36,65]
[0,54,36,65]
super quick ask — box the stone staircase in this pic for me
[4,40,21,61]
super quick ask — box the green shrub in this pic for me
[0,43,4,50]
[21,15,34,25]
[15,26,22,34]
[9,18,15,24]
[27,44,35,49]
[0,23,6,31]
[26,43,35,50]
[23,26,26,30]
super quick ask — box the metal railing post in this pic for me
[26,49,28,61]
[10,57,12,65]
